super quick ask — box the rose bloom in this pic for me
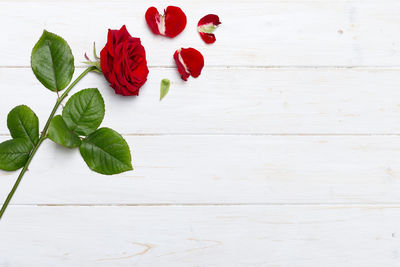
[100,25,149,96]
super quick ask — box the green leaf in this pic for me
[31,30,74,92]
[48,115,81,148]
[7,105,39,146]
[0,139,32,171]
[79,128,132,175]
[62,88,105,136]
[160,79,170,101]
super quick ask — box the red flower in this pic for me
[145,6,187,38]
[197,14,221,44]
[173,48,204,81]
[100,25,149,96]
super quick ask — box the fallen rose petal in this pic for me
[145,7,162,35]
[145,6,187,38]
[197,14,221,44]
[173,48,204,81]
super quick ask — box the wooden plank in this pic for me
[1,0,400,67]
[1,135,400,204]
[1,68,400,135]
[1,205,400,266]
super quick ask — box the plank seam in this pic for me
[3,65,400,70]
[2,133,400,137]
[7,203,400,207]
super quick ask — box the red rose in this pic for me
[100,25,149,96]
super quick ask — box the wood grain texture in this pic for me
[1,0,400,265]
[0,0,400,67]
[1,68,400,135]
[1,205,400,266]
[1,135,400,204]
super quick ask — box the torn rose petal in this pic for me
[173,48,204,81]
[145,6,187,38]
[197,14,221,44]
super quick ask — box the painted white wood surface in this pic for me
[1,135,400,204]
[2,205,400,266]
[1,0,400,266]
[1,68,400,134]
[0,0,400,67]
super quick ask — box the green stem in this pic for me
[0,66,96,220]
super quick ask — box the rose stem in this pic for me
[0,66,97,220]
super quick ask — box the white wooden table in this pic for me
[1,0,400,266]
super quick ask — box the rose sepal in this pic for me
[83,42,102,73]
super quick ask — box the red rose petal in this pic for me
[164,6,187,38]
[173,48,204,81]
[197,14,221,44]
[173,50,190,81]
[198,14,221,27]
[145,6,186,38]
[145,7,162,35]
[198,32,216,44]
